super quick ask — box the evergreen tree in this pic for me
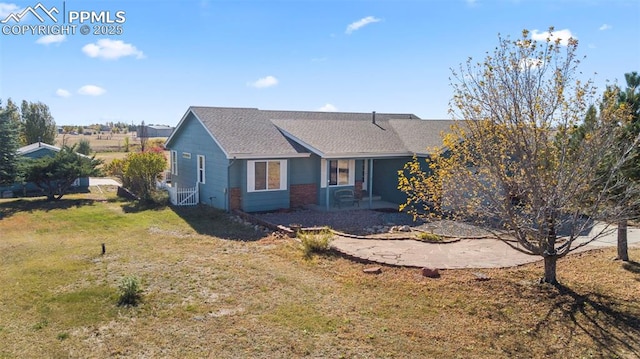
[22,145,102,201]
[0,100,21,186]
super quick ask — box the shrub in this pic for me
[105,151,167,201]
[117,275,142,306]
[299,228,333,258]
[148,138,166,151]
[76,138,92,155]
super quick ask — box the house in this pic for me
[138,125,174,138]
[164,107,453,212]
[0,142,90,198]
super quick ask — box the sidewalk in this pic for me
[89,177,121,186]
[331,223,640,269]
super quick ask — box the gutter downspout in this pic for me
[325,159,330,211]
[226,156,237,212]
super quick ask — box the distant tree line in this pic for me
[0,98,57,147]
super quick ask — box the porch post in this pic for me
[369,159,374,208]
[325,159,331,211]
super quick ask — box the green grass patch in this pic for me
[415,231,444,242]
[266,303,337,334]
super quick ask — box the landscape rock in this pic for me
[472,272,491,281]
[390,225,411,232]
[363,267,382,274]
[421,267,440,278]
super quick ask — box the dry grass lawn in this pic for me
[0,190,639,358]
[54,133,170,169]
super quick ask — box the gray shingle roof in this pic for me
[388,119,455,155]
[18,142,60,155]
[175,106,452,158]
[188,107,307,158]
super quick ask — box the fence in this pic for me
[162,183,198,206]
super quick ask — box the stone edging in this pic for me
[232,209,493,242]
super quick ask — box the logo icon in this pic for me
[1,3,59,24]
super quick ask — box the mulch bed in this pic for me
[251,209,491,238]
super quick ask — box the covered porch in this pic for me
[317,156,411,211]
[307,196,399,212]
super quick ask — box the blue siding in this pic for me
[372,157,428,204]
[241,160,290,212]
[167,113,229,209]
[289,156,317,184]
[23,147,58,159]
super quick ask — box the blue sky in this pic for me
[0,0,639,126]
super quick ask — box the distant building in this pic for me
[138,125,174,138]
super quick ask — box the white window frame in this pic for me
[197,155,205,184]
[247,159,287,192]
[171,150,178,176]
[321,159,355,188]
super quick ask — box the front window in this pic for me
[171,150,178,175]
[329,160,350,186]
[248,160,287,192]
[197,155,205,184]
[322,159,354,187]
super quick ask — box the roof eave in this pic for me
[229,153,311,160]
[320,152,431,159]
[273,126,326,157]
[165,107,232,159]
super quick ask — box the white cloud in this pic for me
[466,0,478,6]
[345,16,381,34]
[36,34,66,45]
[531,29,576,46]
[82,39,145,60]
[0,3,20,18]
[318,103,337,112]
[55,88,71,98]
[78,85,106,96]
[248,75,278,88]
[599,24,612,31]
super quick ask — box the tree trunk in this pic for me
[542,255,559,285]
[542,213,559,285]
[617,219,629,261]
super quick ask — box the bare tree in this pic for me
[399,28,639,284]
[138,120,148,152]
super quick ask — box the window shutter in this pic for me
[348,159,356,185]
[247,161,255,192]
[320,159,327,188]
[280,160,288,190]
